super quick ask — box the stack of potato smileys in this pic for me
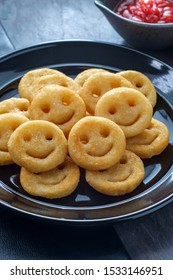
[0,68,170,199]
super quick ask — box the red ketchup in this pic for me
[114,0,173,23]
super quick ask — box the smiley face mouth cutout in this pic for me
[117,114,141,127]
[55,111,75,125]
[142,133,158,145]
[36,174,67,185]
[107,173,131,183]
[128,131,159,145]
[86,144,113,157]
[26,147,55,160]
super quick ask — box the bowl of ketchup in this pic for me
[94,0,173,49]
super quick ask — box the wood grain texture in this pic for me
[0,23,14,56]
[0,0,124,50]
[114,201,173,260]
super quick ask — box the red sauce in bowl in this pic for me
[114,0,173,23]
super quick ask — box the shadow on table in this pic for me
[0,205,130,260]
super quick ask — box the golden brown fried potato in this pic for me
[126,118,170,158]
[119,70,157,107]
[20,156,80,199]
[29,85,86,137]
[75,68,109,87]
[85,150,144,196]
[8,120,67,173]
[18,68,80,102]
[79,72,133,115]
[95,87,153,138]
[0,98,30,117]
[0,113,29,165]
[68,116,126,170]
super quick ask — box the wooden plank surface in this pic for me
[0,0,123,50]
[0,23,14,56]
[114,201,173,260]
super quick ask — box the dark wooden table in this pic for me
[0,0,173,260]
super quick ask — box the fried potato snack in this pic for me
[0,67,169,200]
[18,68,63,102]
[8,120,67,173]
[68,116,126,170]
[20,156,80,199]
[18,68,80,102]
[75,68,109,86]
[95,87,153,138]
[29,85,86,137]
[119,70,157,107]
[0,113,29,165]
[126,118,170,158]
[0,98,30,117]
[79,72,133,115]
[85,150,144,196]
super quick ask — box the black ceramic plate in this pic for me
[0,40,173,225]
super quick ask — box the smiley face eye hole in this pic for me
[62,96,70,106]
[109,106,116,115]
[100,128,110,138]
[120,157,127,164]
[23,134,32,142]
[128,100,136,107]
[45,134,53,141]
[135,81,143,88]
[92,88,101,98]
[80,135,89,144]
[41,104,50,113]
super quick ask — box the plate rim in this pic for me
[1,39,173,70]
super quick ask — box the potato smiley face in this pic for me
[18,67,68,102]
[95,87,153,138]
[74,68,109,87]
[0,113,29,165]
[20,156,80,199]
[119,70,157,107]
[29,85,86,137]
[0,98,30,117]
[8,120,67,173]
[85,150,145,196]
[126,118,170,158]
[68,116,126,170]
[79,72,133,115]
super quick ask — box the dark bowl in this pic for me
[94,0,173,50]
